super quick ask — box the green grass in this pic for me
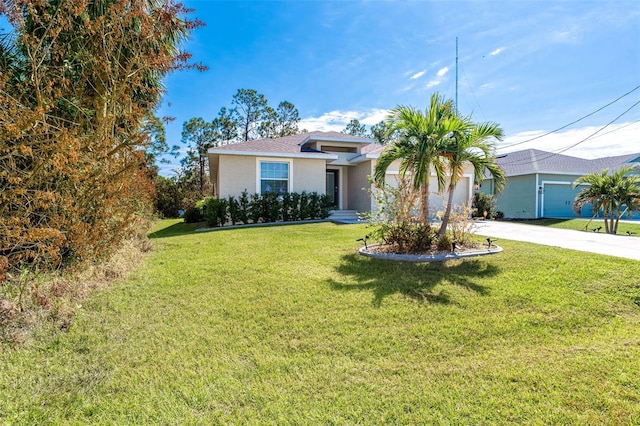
[2,220,640,424]
[513,218,640,235]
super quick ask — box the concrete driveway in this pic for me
[473,220,640,261]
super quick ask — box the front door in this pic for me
[326,170,339,208]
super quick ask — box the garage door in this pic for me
[543,183,594,218]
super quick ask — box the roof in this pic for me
[208,131,375,157]
[491,149,640,178]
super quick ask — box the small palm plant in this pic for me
[374,93,457,225]
[438,121,506,236]
[573,167,640,234]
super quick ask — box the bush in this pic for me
[250,193,261,223]
[299,192,311,220]
[290,192,301,221]
[378,223,436,253]
[192,191,331,227]
[228,196,240,225]
[437,234,453,252]
[183,207,203,223]
[281,192,293,222]
[203,197,228,227]
[238,190,250,224]
[319,194,333,219]
[260,192,281,223]
[473,192,497,219]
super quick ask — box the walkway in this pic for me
[473,220,640,261]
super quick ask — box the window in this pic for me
[260,161,289,194]
[321,145,357,153]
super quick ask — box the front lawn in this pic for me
[2,220,639,424]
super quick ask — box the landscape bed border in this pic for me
[358,244,503,262]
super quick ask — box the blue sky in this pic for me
[157,1,638,175]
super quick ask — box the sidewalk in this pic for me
[473,220,640,261]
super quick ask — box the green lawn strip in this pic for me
[1,221,639,424]
[513,218,640,235]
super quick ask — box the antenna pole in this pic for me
[455,37,459,113]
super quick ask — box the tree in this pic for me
[374,93,457,224]
[0,0,203,270]
[155,175,182,218]
[181,117,216,195]
[212,107,238,145]
[142,115,180,173]
[231,88,268,141]
[573,167,640,234]
[438,120,506,236]
[342,118,369,137]
[257,105,278,139]
[370,120,398,145]
[259,101,300,138]
[274,101,300,137]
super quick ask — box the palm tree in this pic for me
[438,121,506,236]
[573,167,640,234]
[374,93,457,224]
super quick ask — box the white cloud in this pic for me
[421,67,450,89]
[498,122,640,159]
[410,70,426,80]
[300,108,390,132]
[489,47,504,56]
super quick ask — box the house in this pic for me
[208,131,477,217]
[479,149,640,219]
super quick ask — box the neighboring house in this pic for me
[208,131,476,215]
[480,149,640,219]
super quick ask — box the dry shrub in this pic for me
[0,299,18,325]
[0,217,153,345]
[0,256,7,283]
[0,0,201,274]
[447,201,478,248]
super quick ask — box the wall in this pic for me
[217,155,326,198]
[292,158,326,194]
[494,174,537,219]
[347,161,373,212]
[217,155,256,198]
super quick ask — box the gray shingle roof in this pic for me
[209,131,374,155]
[494,149,640,177]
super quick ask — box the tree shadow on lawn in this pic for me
[148,221,204,239]
[328,253,500,307]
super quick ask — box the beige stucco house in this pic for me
[208,131,476,215]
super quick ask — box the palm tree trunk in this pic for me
[438,184,456,236]
[421,183,430,225]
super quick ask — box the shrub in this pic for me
[184,207,203,223]
[203,197,228,227]
[187,191,335,228]
[299,192,311,220]
[319,194,333,219]
[448,202,477,247]
[260,192,281,223]
[437,233,453,252]
[290,192,301,221]
[281,192,293,222]
[250,193,261,223]
[228,196,240,225]
[378,223,436,254]
[308,192,320,219]
[473,192,497,219]
[237,190,250,225]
